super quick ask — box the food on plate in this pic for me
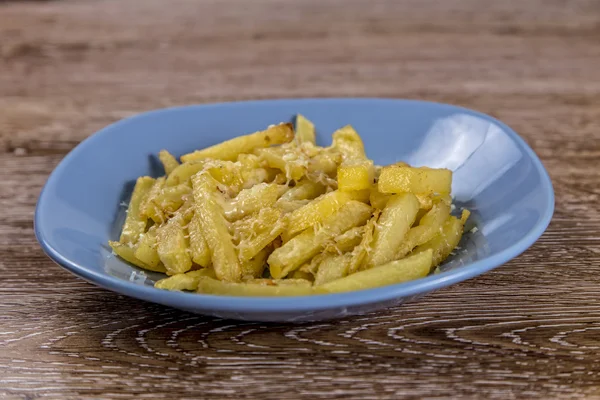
[111,116,469,296]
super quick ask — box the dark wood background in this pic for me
[1,0,600,399]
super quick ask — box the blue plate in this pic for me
[34,99,554,322]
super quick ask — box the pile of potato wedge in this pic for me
[110,115,469,296]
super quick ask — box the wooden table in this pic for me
[1,0,600,398]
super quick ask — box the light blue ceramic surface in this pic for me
[34,99,554,322]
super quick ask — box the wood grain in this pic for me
[1,0,600,398]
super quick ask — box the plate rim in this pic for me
[34,98,555,314]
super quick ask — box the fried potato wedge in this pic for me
[414,216,465,267]
[395,200,451,260]
[155,268,217,291]
[158,150,180,175]
[140,177,166,224]
[307,150,342,179]
[319,250,433,293]
[182,123,294,162]
[154,183,191,216]
[134,226,161,268]
[314,254,351,286]
[268,201,372,278]
[237,208,285,262]
[109,240,167,273]
[285,190,369,237]
[367,193,420,268]
[338,160,374,191]
[191,173,242,282]
[324,226,364,254]
[347,212,378,274]
[156,213,193,275]
[188,211,211,268]
[197,276,321,296]
[224,183,281,221]
[378,166,452,196]
[120,176,155,244]
[295,114,316,144]
[279,180,326,202]
[256,146,307,181]
[332,125,366,160]
[165,161,205,187]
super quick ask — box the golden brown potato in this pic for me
[268,201,372,278]
[197,276,320,296]
[158,150,180,175]
[156,213,193,275]
[191,173,242,282]
[367,193,420,268]
[285,190,369,237]
[319,250,433,293]
[188,212,211,267]
[109,241,166,273]
[295,114,316,144]
[155,269,216,291]
[112,120,467,297]
[237,208,285,262]
[134,226,161,268]
[378,166,452,196]
[338,160,374,192]
[119,176,154,244]
[414,216,466,267]
[182,123,294,162]
[395,200,451,260]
